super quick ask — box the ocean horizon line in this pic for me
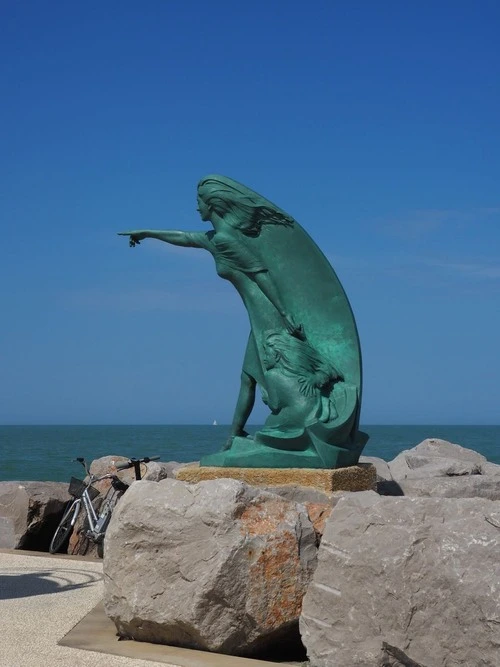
[1,423,499,428]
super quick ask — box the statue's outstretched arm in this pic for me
[118,230,207,248]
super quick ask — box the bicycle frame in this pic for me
[81,487,100,537]
[62,489,101,539]
[51,454,159,554]
[67,497,82,528]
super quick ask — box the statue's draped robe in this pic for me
[187,201,363,466]
[187,229,281,390]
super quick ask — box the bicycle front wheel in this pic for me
[49,500,79,554]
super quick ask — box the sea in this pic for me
[0,425,498,482]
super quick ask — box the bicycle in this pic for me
[49,455,160,556]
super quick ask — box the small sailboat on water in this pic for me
[212,420,218,426]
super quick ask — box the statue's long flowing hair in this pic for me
[198,175,295,237]
[264,331,343,397]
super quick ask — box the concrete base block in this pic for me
[175,463,376,494]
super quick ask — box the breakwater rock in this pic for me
[1,438,499,665]
[103,477,317,657]
[300,490,500,667]
[379,437,500,500]
[0,481,69,550]
[100,438,499,665]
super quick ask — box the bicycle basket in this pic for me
[68,477,99,501]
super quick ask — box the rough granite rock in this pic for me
[300,491,500,667]
[84,455,172,486]
[388,438,486,482]
[409,438,488,463]
[482,462,500,476]
[262,487,345,543]
[262,484,332,505]
[103,477,317,657]
[68,455,174,557]
[145,460,187,480]
[304,502,334,543]
[397,475,500,500]
[389,453,483,480]
[385,439,500,500]
[0,516,17,549]
[0,481,69,550]
[359,455,393,483]
[359,455,399,495]
[259,485,343,543]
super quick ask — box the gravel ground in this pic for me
[0,551,175,667]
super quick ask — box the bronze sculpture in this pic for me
[120,175,367,468]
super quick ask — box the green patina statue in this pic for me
[119,175,367,469]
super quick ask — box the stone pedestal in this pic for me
[175,463,376,495]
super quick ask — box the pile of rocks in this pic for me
[101,438,500,666]
[1,438,499,666]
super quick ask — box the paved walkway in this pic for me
[0,551,292,667]
[0,551,175,667]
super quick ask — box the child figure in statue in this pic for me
[260,330,343,432]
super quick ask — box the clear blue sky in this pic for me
[1,1,499,425]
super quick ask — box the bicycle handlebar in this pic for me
[115,456,160,471]
[71,455,160,482]
[115,456,160,480]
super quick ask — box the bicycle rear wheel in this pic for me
[49,500,78,554]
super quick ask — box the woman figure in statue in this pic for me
[119,174,303,444]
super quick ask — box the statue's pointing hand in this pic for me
[284,314,306,341]
[118,231,147,248]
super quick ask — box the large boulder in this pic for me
[389,438,486,481]
[103,477,317,657]
[68,455,173,557]
[300,491,500,667]
[0,481,69,550]
[387,438,500,500]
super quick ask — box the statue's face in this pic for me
[197,195,211,222]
